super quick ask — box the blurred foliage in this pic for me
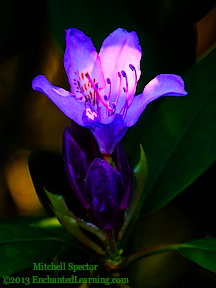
[139,45,216,214]
[1,0,216,287]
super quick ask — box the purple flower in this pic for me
[32,28,187,155]
[63,125,131,230]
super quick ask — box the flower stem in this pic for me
[106,230,116,255]
[103,154,111,164]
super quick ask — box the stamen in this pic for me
[106,78,111,101]
[112,102,116,111]
[85,73,113,112]
[84,97,88,110]
[121,70,129,99]
[105,78,112,117]
[129,64,135,71]
[119,98,128,119]
[128,64,138,101]
[113,72,122,107]
[96,95,102,121]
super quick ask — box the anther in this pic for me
[106,78,112,101]
[112,102,116,111]
[129,64,135,71]
[121,70,128,97]
[106,78,111,84]
[128,64,138,101]
[121,70,127,78]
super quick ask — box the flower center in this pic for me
[85,73,114,113]
[84,64,137,120]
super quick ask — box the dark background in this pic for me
[1,1,216,287]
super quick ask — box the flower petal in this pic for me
[64,28,105,97]
[125,74,188,127]
[32,75,85,126]
[82,112,128,155]
[99,28,142,105]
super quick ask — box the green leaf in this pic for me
[177,238,216,273]
[0,224,62,277]
[136,47,216,214]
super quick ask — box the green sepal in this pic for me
[45,189,106,255]
[110,157,117,170]
[119,144,148,242]
[45,188,72,216]
[44,189,106,242]
[51,208,106,256]
[133,143,148,201]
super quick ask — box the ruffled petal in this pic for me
[99,28,142,105]
[64,28,106,98]
[82,112,128,155]
[32,75,85,126]
[125,74,188,127]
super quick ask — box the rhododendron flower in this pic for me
[32,28,187,155]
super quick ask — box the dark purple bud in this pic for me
[63,127,91,209]
[113,144,132,210]
[84,158,125,230]
[70,121,101,162]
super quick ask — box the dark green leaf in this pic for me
[0,224,61,277]
[0,216,73,239]
[136,46,216,214]
[178,238,216,273]
[124,238,216,274]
